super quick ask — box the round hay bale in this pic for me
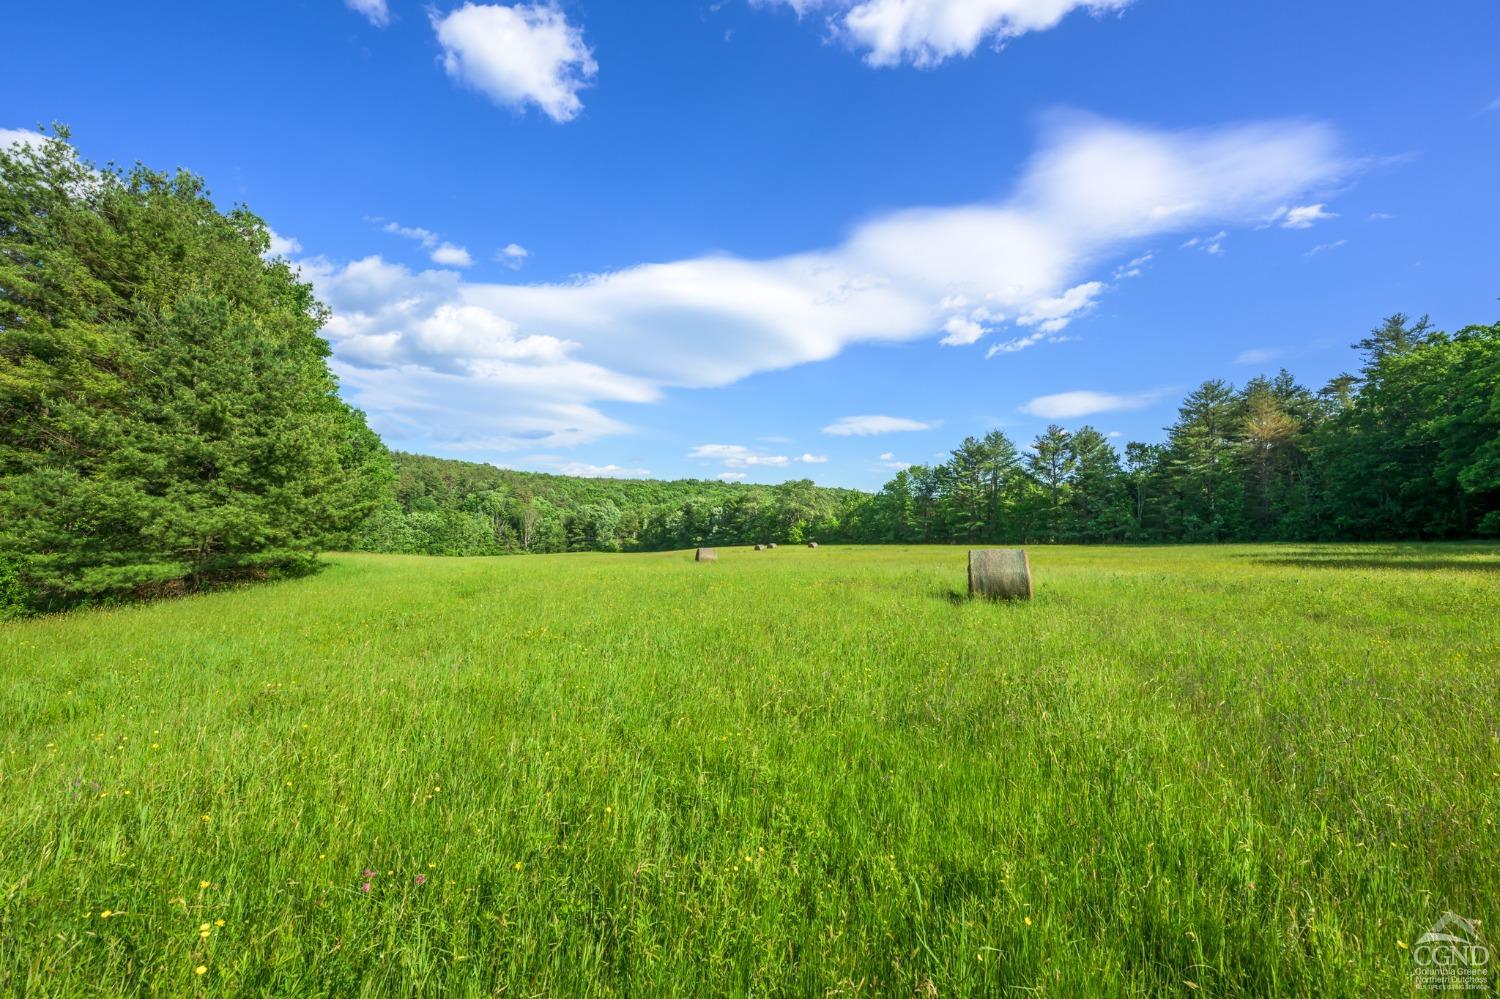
[754,544,764,551]
[767,543,778,549]
[695,547,717,562]
[807,542,818,548]
[968,549,1032,601]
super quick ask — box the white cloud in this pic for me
[1234,347,1280,366]
[1112,250,1152,279]
[690,443,791,468]
[290,115,1343,457]
[433,3,597,123]
[1016,280,1102,331]
[499,243,530,269]
[1368,212,1394,221]
[0,128,48,151]
[940,315,987,345]
[1019,389,1158,419]
[823,415,935,436]
[877,451,912,469]
[1181,230,1226,255]
[266,228,302,257]
[1305,238,1346,257]
[717,472,749,481]
[799,453,830,463]
[431,243,475,268]
[379,219,474,268]
[550,460,651,478]
[764,0,1135,68]
[1278,203,1336,229]
[345,0,389,27]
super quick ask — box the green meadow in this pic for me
[2,544,1496,996]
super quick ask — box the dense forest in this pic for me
[3,132,1497,614]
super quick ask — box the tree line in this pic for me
[856,315,1499,545]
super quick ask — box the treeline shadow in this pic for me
[1245,545,1500,574]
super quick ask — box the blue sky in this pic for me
[4,0,1498,488]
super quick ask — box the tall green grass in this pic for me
[1,545,1496,995]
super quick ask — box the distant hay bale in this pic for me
[767,543,778,549]
[754,544,764,551]
[696,548,717,562]
[807,542,818,548]
[968,549,1032,601]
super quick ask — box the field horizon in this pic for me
[3,544,1497,995]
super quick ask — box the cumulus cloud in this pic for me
[1019,389,1159,418]
[799,453,830,463]
[499,243,530,268]
[266,228,303,257]
[433,3,597,123]
[717,471,749,481]
[0,127,48,151]
[1277,203,1336,229]
[763,0,1135,68]
[345,0,389,27]
[431,243,475,267]
[823,415,935,436]
[289,114,1344,456]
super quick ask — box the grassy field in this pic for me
[1,544,1496,996]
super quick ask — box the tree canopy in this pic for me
[0,130,390,613]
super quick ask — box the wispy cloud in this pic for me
[823,415,935,436]
[1276,203,1337,229]
[293,115,1345,455]
[1233,339,1331,366]
[1181,231,1227,255]
[1019,389,1160,419]
[1305,239,1346,257]
[377,219,474,268]
[1113,251,1153,279]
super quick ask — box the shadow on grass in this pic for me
[1245,545,1499,573]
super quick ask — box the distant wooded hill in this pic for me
[356,452,870,555]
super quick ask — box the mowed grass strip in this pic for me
[1,545,1496,996]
